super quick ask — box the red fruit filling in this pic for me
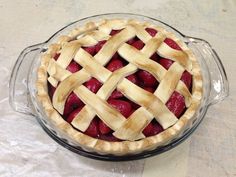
[48,83,56,99]
[164,38,182,50]
[145,28,158,37]
[132,40,145,50]
[84,78,102,93]
[67,106,83,123]
[63,92,84,116]
[166,91,186,118]
[110,90,124,99]
[110,29,122,36]
[83,46,96,56]
[53,53,60,60]
[126,37,138,45]
[108,99,133,118]
[126,74,138,85]
[143,120,163,137]
[138,70,158,87]
[84,118,100,138]
[99,120,111,135]
[95,40,106,53]
[66,61,81,73]
[106,58,124,72]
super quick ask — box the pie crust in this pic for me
[36,18,203,155]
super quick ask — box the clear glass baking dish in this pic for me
[9,13,229,161]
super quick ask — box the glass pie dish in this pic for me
[9,13,229,161]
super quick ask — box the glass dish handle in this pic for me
[186,37,229,105]
[9,43,44,116]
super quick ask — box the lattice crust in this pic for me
[44,19,195,141]
[37,18,203,154]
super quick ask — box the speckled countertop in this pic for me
[0,0,235,177]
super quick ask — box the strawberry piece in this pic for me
[166,91,186,118]
[164,38,182,50]
[84,118,99,138]
[132,40,145,50]
[63,92,84,116]
[138,70,158,87]
[152,122,164,135]
[150,53,159,61]
[159,58,173,70]
[66,106,83,123]
[143,122,163,136]
[181,71,192,90]
[53,53,60,60]
[143,87,155,93]
[66,61,81,73]
[99,134,120,142]
[145,28,157,37]
[107,59,124,72]
[110,29,122,36]
[48,83,56,99]
[99,120,111,134]
[126,74,138,85]
[83,46,96,56]
[130,101,140,110]
[84,78,102,93]
[111,52,120,60]
[95,40,106,53]
[110,90,123,99]
[142,122,154,136]
[127,37,137,45]
[108,99,133,118]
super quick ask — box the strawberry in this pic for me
[143,121,163,136]
[66,106,83,123]
[53,53,60,60]
[63,92,83,116]
[132,40,145,50]
[95,40,106,53]
[99,120,111,134]
[83,46,96,56]
[138,70,158,87]
[107,59,124,72]
[84,78,102,93]
[145,28,157,37]
[126,74,138,85]
[66,61,81,73]
[48,83,56,99]
[159,58,173,70]
[143,87,155,93]
[108,99,133,118]
[84,118,99,138]
[110,29,122,36]
[110,90,123,99]
[166,91,185,118]
[142,122,154,136]
[150,53,159,61]
[164,38,182,50]
[111,52,120,60]
[130,101,140,110]
[99,134,120,142]
[181,71,192,90]
[127,37,137,45]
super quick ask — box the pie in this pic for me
[36,18,202,155]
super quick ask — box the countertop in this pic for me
[0,0,235,177]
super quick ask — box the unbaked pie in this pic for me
[37,18,202,155]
